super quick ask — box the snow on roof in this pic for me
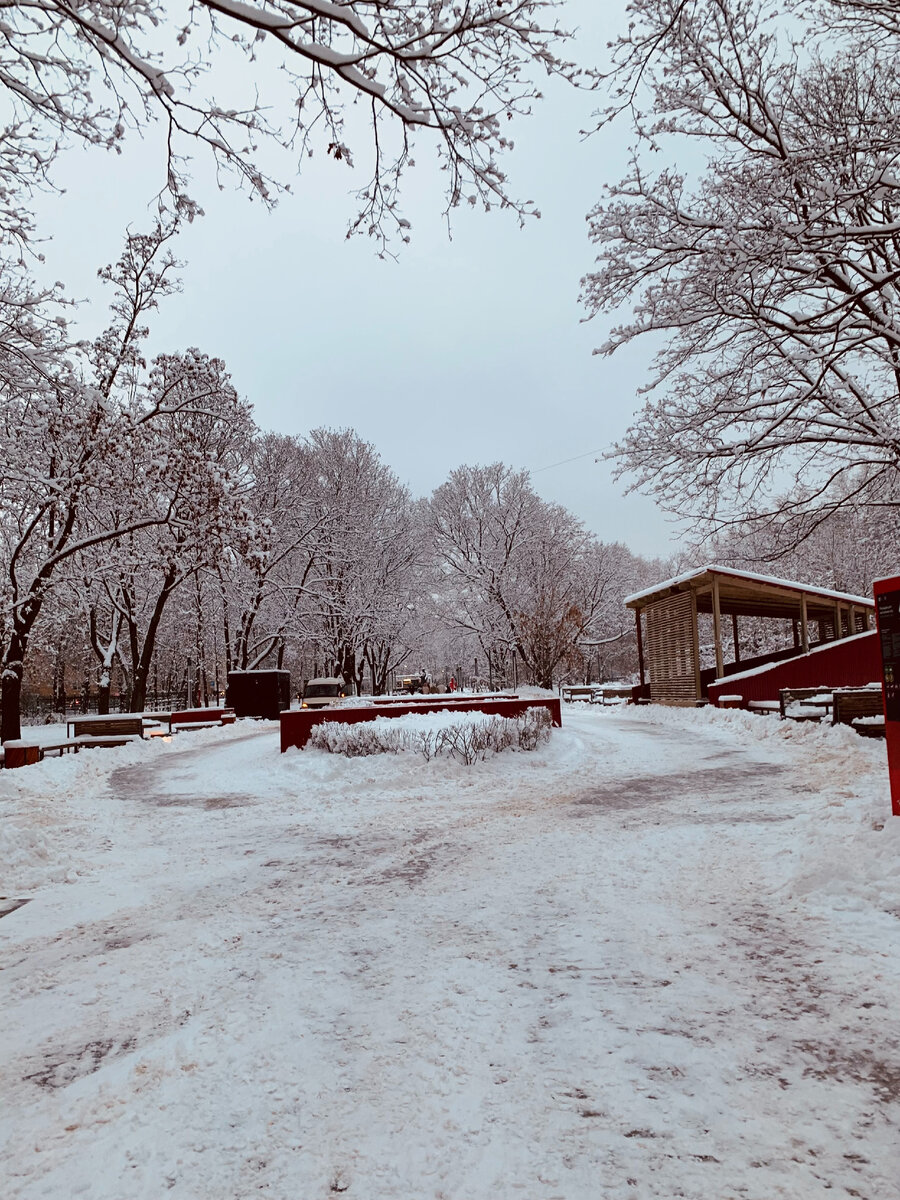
[624,564,874,609]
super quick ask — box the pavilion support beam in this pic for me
[711,578,724,680]
[732,613,740,664]
[800,594,809,653]
[690,591,702,701]
[635,610,645,688]
[834,602,843,640]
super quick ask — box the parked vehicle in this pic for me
[394,670,435,695]
[301,677,349,709]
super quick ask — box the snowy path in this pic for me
[2,708,898,1199]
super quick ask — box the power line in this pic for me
[530,445,606,475]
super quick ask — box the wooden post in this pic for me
[711,578,724,680]
[848,603,856,635]
[834,602,843,640]
[635,610,645,687]
[690,590,703,700]
[800,593,809,653]
[732,613,741,664]
[792,619,800,648]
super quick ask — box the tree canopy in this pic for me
[0,0,584,248]
[584,0,900,542]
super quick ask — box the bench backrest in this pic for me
[832,690,884,726]
[169,708,230,724]
[73,717,143,738]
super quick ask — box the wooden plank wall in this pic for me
[644,592,700,703]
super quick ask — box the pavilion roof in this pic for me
[624,565,874,621]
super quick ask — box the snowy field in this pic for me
[2,706,899,1199]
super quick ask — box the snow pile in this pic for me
[598,701,900,921]
[309,707,552,762]
[0,820,53,891]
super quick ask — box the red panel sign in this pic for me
[874,574,900,817]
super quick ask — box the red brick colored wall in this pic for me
[708,632,880,706]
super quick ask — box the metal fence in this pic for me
[14,692,189,724]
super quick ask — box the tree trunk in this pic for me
[53,654,67,713]
[97,680,111,715]
[337,645,357,692]
[364,643,391,695]
[127,569,179,712]
[1,656,24,743]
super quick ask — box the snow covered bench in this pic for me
[852,716,886,738]
[168,707,235,733]
[67,716,146,741]
[832,689,884,734]
[779,688,830,722]
[593,686,633,705]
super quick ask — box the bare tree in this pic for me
[109,352,256,711]
[217,432,323,673]
[0,215,259,737]
[0,222,190,740]
[428,462,625,687]
[583,0,900,543]
[302,427,418,691]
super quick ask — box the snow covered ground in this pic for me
[2,706,898,1199]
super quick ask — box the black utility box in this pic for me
[226,670,292,720]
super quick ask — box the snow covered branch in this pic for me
[0,1,587,246]
[583,0,900,536]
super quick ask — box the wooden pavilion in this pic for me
[625,566,875,704]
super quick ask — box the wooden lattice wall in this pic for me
[644,592,699,703]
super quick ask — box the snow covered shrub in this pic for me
[517,707,552,751]
[309,722,405,757]
[308,708,552,763]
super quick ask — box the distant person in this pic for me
[449,676,456,692]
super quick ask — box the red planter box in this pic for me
[3,743,42,768]
[280,697,562,751]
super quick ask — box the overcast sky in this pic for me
[30,1,684,561]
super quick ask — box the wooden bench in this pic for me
[561,686,596,703]
[67,715,145,739]
[833,689,884,734]
[593,686,633,705]
[168,707,235,732]
[41,740,79,757]
[65,716,145,750]
[851,717,886,738]
[779,688,830,721]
